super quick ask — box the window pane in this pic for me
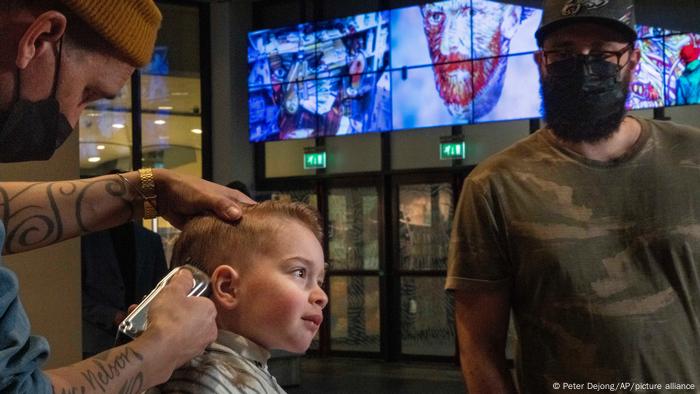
[141,2,202,176]
[79,86,133,176]
[401,276,455,356]
[141,3,202,247]
[141,74,202,175]
[328,187,379,270]
[398,183,453,270]
[330,276,380,352]
[271,190,318,208]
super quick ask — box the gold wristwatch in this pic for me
[138,168,158,219]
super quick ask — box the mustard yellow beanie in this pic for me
[57,0,162,67]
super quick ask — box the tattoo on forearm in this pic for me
[75,178,131,233]
[82,346,144,392]
[55,347,145,394]
[0,178,133,254]
[118,373,144,394]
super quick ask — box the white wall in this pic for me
[0,129,81,369]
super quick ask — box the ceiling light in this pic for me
[191,128,202,134]
[87,157,101,163]
[158,106,173,111]
[112,123,125,129]
[154,119,166,125]
[96,145,105,150]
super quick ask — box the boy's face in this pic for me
[221,219,328,353]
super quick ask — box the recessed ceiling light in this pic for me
[158,106,173,111]
[87,157,101,163]
[112,123,126,129]
[96,145,106,150]
[154,119,166,125]
[191,128,202,134]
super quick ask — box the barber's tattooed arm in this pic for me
[0,169,252,255]
[45,333,175,394]
[47,270,219,394]
[0,173,142,255]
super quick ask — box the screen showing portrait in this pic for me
[627,36,665,110]
[248,24,317,88]
[664,33,700,106]
[247,2,698,142]
[316,11,390,79]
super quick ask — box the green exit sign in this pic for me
[303,151,326,169]
[440,141,466,160]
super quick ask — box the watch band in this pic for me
[138,168,158,219]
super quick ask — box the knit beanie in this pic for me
[57,0,162,67]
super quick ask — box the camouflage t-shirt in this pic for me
[447,117,700,394]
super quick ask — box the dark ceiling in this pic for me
[495,0,699,33]
[249,0,699,33]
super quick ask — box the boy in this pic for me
[148,201,328,393]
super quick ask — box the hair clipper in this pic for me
[118,264,211,339]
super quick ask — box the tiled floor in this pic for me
[284,357,466,394]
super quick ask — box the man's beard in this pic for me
[421,6,510,121]
[541,70,631,144]
[431,56,508,121]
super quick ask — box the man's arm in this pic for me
[46,270,218,394]
[455,287,516,394]
[0,169,253,255]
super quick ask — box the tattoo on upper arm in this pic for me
[0,178,133,254]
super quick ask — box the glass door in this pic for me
[394,177,456,358]
[327,185,381,354]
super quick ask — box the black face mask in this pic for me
[541,55,629,144]
[0,39,73,163]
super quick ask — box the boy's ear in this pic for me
[211,265,240,310]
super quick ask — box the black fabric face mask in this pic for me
[0,98,73,163]
[542,56,629,144]
[0,38,73,163]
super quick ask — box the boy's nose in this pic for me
[311,287,328,309]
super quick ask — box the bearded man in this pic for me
[447,0,700,393]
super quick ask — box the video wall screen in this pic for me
[247,0,700,142]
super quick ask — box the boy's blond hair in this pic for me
[171,200,322,274]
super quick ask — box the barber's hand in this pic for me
[154,169,255,228]
[141,269,217,379]
[113,310,127,327]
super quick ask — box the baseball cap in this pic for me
[536,0,637,46]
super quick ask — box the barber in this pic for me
[0,1,253,392]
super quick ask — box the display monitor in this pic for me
[247,1,698,142]
[248,24,316,88]
[665,33,700,106]
[627,36,665,110]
